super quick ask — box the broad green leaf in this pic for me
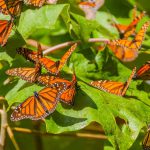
[17,4,70,39]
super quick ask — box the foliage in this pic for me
[0,0,150,150]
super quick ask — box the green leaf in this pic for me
[17,4,70,39]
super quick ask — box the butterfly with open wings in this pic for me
[17,43,77,75]
[107,21,150,62]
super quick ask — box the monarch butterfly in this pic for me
[11,87,61,121]
[23,0,45,7]
[0,0,22,16]
[133,61,150,80]
[113,7,145,39]
[17,43,77,75]
[142,125,150,150]
[90,67,136,96]
[38,73,77,105]
[0,18,13,47]
[6,48,42,83]
[107,21,150,62]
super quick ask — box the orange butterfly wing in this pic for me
[39,43,77,75]
[113,10,145,39]
[59,74,77,105]
[113,24,128,34]
[107,39,138,62]
[123,11,145,38]
[0,19,13,46]
[90,80,125,96]
[11,87,59,121]
[17,43,43,62]
[37,74,71,88]
[79,1,96,7]
[39,57,57,74]
[6,63,41,83]
[90,67,136,96]
[17,47,38,62]
[107,21,150,62]
[24,0,45,7]
[134,61,150,80]
[0,0,22,16]
[133,21,150,49]
[57,43,77,73]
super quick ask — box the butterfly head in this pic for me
[34,91,39,98]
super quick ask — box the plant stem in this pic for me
[7,126,20,150]
[43,38,109,55]
[33,122,43,150]
[0,104,20,150]
[12,127,107,140]
[0,105,7,150]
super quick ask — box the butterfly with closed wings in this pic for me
[90,67,136,96]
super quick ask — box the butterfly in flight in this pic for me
[113,6,145,39]
[90,67,136,96]
[0,0,22,16]
[133,61,150,80]
[107,21,150,62]
[37,73,77,105]
[17,43,77,75]
[0,18,14,47]
[142,125,150,150]
[11,87,61,121]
